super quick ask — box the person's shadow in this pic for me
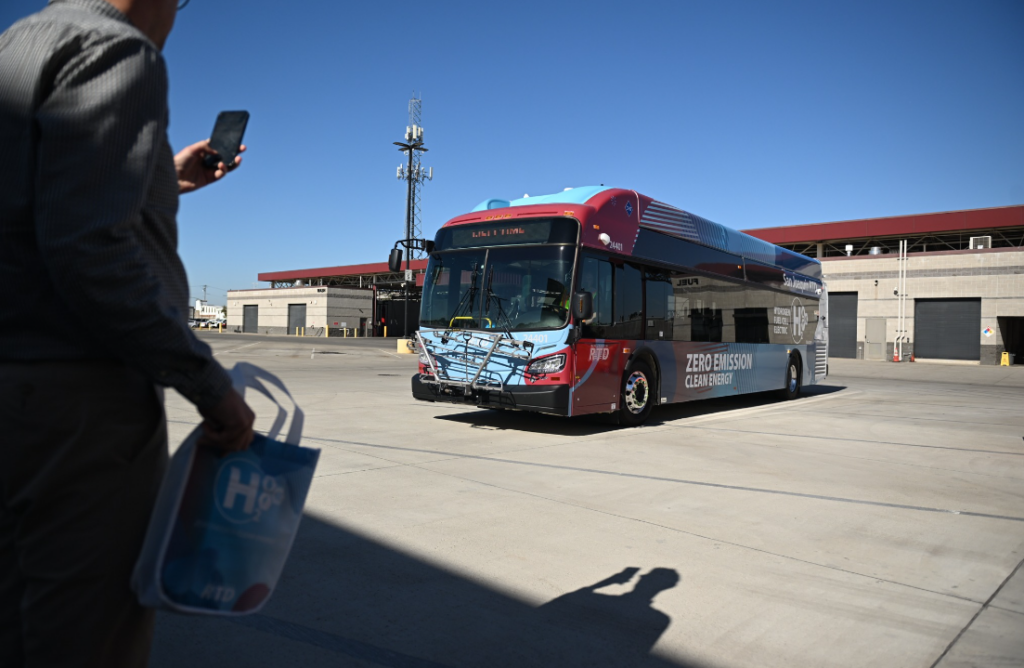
[468,566,683,666]
[514,567,681,665]
[541,567,678,644]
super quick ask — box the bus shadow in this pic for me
[151,515,701,667]
[434,383,848,434]
[434,408,622,436]
[645,383,847,427]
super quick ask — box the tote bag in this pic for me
[132,362,320,615]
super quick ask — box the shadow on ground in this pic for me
[433,384,848,435]
[151,515,700,667]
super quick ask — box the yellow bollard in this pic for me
[343,328,347,338]
[325,326,329,338]
[301,327,305,337]
[355,327,358,338]
[384,326,387,338]
[218,323,223,333]
[295,327,299,336]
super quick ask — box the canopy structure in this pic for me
[743,205,1024,257]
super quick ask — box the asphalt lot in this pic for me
[151,332,1024,668]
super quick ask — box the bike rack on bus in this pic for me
[415,329,535,393]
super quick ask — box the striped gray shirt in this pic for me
[0,0,232,410]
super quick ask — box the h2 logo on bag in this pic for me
[214,460,284,524]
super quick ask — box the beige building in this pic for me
[226,286,373,337]
[820,248,1024,364]
[746,205,1024,365]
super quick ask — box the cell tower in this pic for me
[396,95,433,259]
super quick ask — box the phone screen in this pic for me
[208,111,249,166]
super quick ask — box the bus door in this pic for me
[571,254,630,412]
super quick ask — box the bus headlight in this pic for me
[526,354,566,375]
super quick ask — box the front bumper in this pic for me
[411,374,570,415]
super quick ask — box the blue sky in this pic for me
[3,0,1022,305]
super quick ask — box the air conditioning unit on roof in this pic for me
[969,236,992,250]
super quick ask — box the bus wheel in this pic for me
[620,361,655,426]
[780,354,801,400]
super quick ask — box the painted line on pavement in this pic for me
[685,425,1024,457]
[928,555,1024,668]
[212,342,260,356]
[300,435,1024,523]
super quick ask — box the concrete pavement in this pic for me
[151,334,1024,668]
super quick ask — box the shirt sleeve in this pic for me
[33,34,232,410]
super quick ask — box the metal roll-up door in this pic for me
[287,303,307,335]
[915,298,981,360]
[243,305,258,333]
[829,292,858,358]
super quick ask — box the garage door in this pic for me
[287,303,307,335]
[829,292,858,358]
[243,305,258,333]
[914,298,980,361]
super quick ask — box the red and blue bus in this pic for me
[412,186,828,425]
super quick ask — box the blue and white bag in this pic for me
[132,362,320,615]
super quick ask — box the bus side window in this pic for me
[668,271,695,342]
[610,263,643,340]
[736,287,772,343]
[644,269,673,340]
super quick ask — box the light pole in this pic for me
[394,127,428,338]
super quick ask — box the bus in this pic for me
[410,186,828,425]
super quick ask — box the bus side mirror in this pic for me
[388,248,403,273]
[424,240,435,253]
[572,291,594,321]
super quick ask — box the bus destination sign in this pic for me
[470,225,529,241]
[438,218,578,250]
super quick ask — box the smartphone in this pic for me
[203,110,249,169]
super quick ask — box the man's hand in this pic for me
[174,139,246,194]
[197,388,255,452]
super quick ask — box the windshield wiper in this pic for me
[484,264,515,338]
[445,261,480,333]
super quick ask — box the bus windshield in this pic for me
[420,245,575,331]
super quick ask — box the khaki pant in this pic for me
[0,361,168,667]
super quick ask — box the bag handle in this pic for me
[229,362,305,445]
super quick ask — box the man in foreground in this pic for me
[0,0,255,664]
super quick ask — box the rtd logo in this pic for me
[791,297,809,343]
[588,346,610,362]
[214,460,285,525]
[200,584,235,603]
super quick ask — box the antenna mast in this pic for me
[396,94,433,259]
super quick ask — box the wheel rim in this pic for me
[625,371,649,414]
[788,363,798,392]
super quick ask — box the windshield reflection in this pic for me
[420,246,574,332]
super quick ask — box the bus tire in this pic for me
[780,353,801,401]
[620,361,655,426]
